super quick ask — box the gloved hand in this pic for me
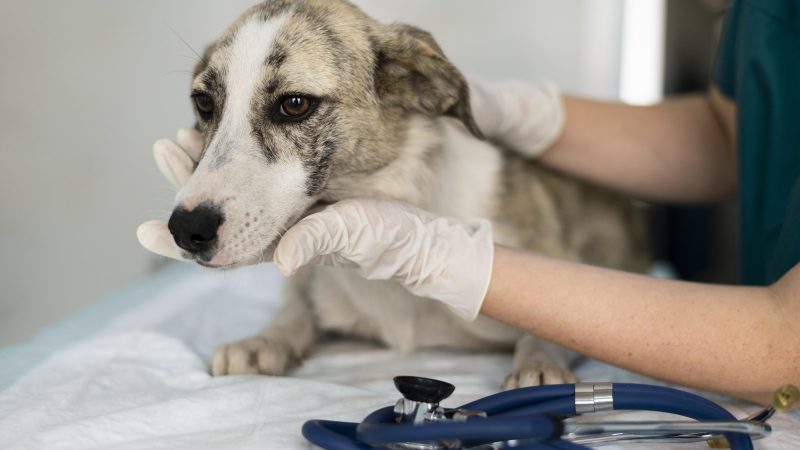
[273,199,494,321]
[468,77,565,158]
[136,128,203,261]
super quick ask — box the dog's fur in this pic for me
[175,0,647,388]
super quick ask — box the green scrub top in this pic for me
[714,0,800,285]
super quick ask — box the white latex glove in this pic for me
[136,128,203,261]
[469,77,565,158]
[274,199,494,321]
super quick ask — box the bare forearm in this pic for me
[540,91,736,203]
[482,245,800,403]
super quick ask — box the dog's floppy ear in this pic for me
[373,24,484,139]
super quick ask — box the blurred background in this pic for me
[0,0,730,347]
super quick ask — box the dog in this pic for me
[167,0,648,388]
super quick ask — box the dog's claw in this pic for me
[502,363,576,390]
[212,335,298,376]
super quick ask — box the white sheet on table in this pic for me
[0,264,797,449]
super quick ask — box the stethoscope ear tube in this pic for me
[509,440,589,450]
[612,383,753,450]
[459,383,575,414]
[302,420,373,450]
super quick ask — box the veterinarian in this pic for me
[272,0,800,404]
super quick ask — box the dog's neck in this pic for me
[431,118,503,219]
[323,114,502,220]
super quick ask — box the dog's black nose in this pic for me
[168,203,224,255]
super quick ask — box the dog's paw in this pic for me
[502,363,576,390]
[211,336,298,376]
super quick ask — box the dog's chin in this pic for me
[197,260,237,270]
[198,240,277,270]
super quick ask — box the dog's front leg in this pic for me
[212,271,318,376]
[503,334,578,389]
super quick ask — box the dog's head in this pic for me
[169,0,481,268]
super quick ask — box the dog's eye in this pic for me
[278,96,313,120]
[192,93,214,120]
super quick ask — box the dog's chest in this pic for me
[306,267,521,351]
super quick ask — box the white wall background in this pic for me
[0,0,624,347]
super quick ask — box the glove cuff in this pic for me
[496,80,566,159]
[444,219,494,322]
[525,81,565,158]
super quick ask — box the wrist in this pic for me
[480,244,535,319]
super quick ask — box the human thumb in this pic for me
[136,219,189,261]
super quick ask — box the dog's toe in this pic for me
[211,336,297,376]
[503,363,576,390]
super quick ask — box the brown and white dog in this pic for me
[168,0,647,388]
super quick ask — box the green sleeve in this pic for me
[713,2,742,99]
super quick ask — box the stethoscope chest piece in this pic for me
[393,376,455,425]
[391,376,486,449]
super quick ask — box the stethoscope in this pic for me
[302,375,799,450]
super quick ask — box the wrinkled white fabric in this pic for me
[136,129,202,261]
[469,77,565,158]
[274,199,494,321]
[0,332,388,450]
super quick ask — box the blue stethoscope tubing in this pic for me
[302,383,754,450]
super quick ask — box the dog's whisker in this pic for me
[162,69,195,78]
[156,197,176,204]
[142,209,173,215]
[153,180,181,194]
[165,24,206,65]
[180,54,203,64]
